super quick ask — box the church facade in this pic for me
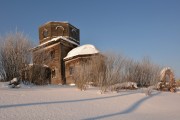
[32,22,80,84]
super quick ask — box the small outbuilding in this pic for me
[64,44,99,84]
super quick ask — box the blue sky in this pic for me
[0,0,180,78]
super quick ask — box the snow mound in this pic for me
[64,44,99,60]
[0,82,9,88]
[0,82,34,89]
[177,87,180,93]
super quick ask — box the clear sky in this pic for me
[0,0,180,78]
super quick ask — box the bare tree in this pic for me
[137,57,161,87]
[73,62,91,90]
[99,53,127,92]
[122,57,161,87]
[72,55,105,91]
[176,79,180,87]
[72,53,161,92]
[72,53,127,92]
[0,32,32,81]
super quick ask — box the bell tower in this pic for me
[39,21,80,45]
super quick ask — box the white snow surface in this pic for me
[0,82,180,120]
[64,44,99,60]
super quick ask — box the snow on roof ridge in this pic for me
[64,44,99,60]
[31,36,79,50]
[40,36,62,46]
[59,36,79,46]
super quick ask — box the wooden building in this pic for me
[32,21,80,84]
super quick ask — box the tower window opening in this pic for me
[50,50,55,60]
[52,69,56,78]
[69,66,74,75]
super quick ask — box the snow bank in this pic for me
[0,82,9,88]
[64,44,99,60]
[0,82,34,89]
[177,87,180,93]
[109,82,138,92]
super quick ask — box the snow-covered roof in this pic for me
[64,44,99,60]
[40,36,79,46]
[31,36,79,50]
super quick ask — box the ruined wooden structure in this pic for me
[157,67,176,92]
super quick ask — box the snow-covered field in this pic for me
[0,82,180,120]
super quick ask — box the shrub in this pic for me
[72,55,106,91]
[176,79,180,87]
[72,53,161,92]
[142,86,154,96]
[0,32,32,81]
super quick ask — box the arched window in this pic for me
[56,26,64,36]
[69,66,74,75]
[72,28,78,40]
[50,49,55,60]
[42,29,48,38]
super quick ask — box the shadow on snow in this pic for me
[0,90,161,120]
[84,91,161,120]
[0,91,136,109]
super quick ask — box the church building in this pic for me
[31,21,99,85]
[32,21,80,84]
